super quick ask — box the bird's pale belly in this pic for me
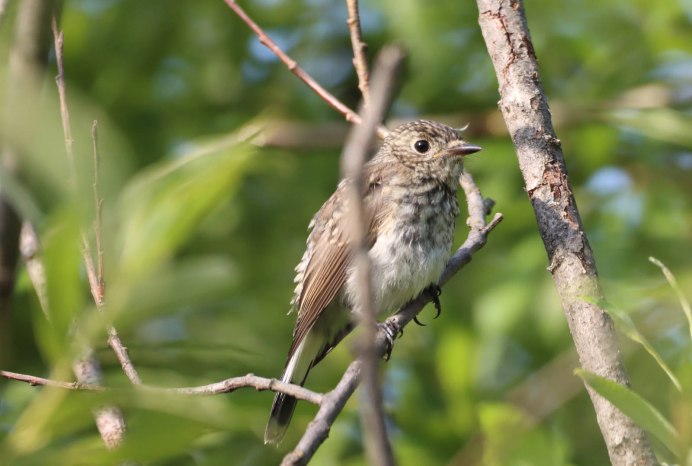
[345,222,453,315]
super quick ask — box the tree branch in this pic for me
[1,369,323,404]
[89,120,142,385]
[345,0,371,106]
[475,1,656,464]
[222,0,388,139]
[340,45,405,466]
[51,15,130,450]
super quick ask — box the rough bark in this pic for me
[476,0,657,464]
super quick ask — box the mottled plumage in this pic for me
[265,120,481,444]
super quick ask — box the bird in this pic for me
[264,119,481,445]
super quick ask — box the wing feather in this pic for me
[286,165,389,360]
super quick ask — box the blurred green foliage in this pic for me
[0,0,690,464]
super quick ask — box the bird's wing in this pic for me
[286,166,390,361]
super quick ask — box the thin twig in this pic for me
[345,0,370,106]
[91,121,104,302]
[222,0,388,139]
[89,120,142,385]
[282,169,502,466]
[339,45,404,466]
[1,369,322,404]
[1,369,102,390]
[50,16,75,185]
[51,15,129,450]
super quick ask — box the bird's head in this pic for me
[382,120,481,184]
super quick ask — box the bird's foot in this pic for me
[413,284,442,326]
[377,320,401,361]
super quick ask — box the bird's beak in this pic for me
[445,141,482,157]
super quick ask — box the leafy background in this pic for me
[1,0,690,465]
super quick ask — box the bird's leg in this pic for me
[377,320,400,361]
[414,284,442,325]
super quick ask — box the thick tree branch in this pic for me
[476,1,656,464]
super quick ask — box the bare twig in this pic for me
[91,121,104,302]
[1,369,323,404]
[51,15,130,450]
[222,0,388,139]
[1,369,103,390]
[89,120,142,385]
[345,0,370,106]
[50,16,76,185]
[282,169,502,466]
[339,45,404,466]
[476,1,655,464]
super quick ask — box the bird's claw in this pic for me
[427,284,442,319]
[377,320,400,361]
[414,284,442,325]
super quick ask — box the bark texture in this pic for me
[476,1,657,464]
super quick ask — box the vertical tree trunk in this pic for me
[475,0,657,464]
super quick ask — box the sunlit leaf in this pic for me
[576,369,680,456]
[586,296,682,392]
[116,142,253,282]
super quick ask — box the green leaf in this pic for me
[115,141,253,283]
[36,209,86,360]
[585,296,682,392]
[576,369,680,455]
[649,256,692,342]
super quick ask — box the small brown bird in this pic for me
[264,120,481,444]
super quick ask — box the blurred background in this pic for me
[0,0,690,464]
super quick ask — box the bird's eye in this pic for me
[413,139,430,153]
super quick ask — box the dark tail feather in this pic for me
[264,392,298,445]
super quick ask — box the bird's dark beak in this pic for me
[445,142,482,157]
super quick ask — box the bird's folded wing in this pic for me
[287,168,390,361]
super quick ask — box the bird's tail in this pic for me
[264,338,314,445]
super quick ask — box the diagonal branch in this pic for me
[222,0,388,139]
[475,1,656,464]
